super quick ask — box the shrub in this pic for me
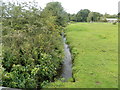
[113,22,117,25]
[2,1,64,89]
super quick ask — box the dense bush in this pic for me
[1,1,66,88]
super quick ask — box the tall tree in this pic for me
[42,2,68,26]
[76,9,90,22]
[87,12,102,22]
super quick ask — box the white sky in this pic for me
[3,0,120,14]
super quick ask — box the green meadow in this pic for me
[45,23,118,88]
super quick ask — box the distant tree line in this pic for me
[67,9,118,22]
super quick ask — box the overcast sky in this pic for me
[3,0,120,14]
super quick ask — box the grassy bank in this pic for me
[44,23,118,88]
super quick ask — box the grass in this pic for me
[44,23,118,88]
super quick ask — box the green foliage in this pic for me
[113,22,117,25]
[87,12,102,22]
[64,36,78,60]
[0,61,4,86]
[68,14,77,22]
[42,2,68,26]
[67,77,74,82]
[104,13,118,18]
[2,1,64,89]
[76,9,90,22]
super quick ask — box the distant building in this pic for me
[106,18,118,23]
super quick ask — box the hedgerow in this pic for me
[1,1,67,88]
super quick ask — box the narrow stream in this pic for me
[61,33,72,81]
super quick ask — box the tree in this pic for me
[68,13,77,21]
[104,13,117,18]
[76,9,90,22]
[42,2,68,26]
[87,12,102,22]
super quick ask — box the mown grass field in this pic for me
[44,23,118,88]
